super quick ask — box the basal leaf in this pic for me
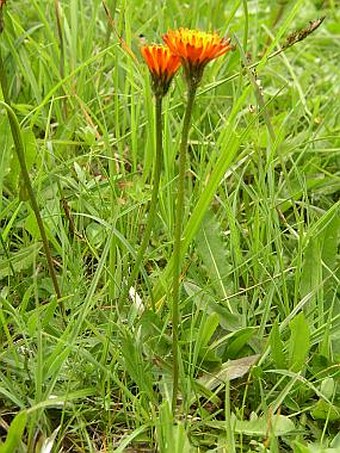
[225,327,256,359]
[234,414,295,437]
[196,210,233,300]
[270,319,287,369]
[207,414,295,437]
[0,411,27,453]
[0,243,41,279]
[288,312,310,372]
[311,399,340,422]
[198,354,260,391]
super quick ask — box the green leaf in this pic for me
[311,400,340,421]
[153,87,252,302]
[0,243,41,279]
[320,214,340,312]
[288,313,310,372]
[172,423,194,453]
[321,215,340,275]
[114,425,149,453]
[300,203,340,315]
[320,377,335,400]
[225,327,256,359]
[193,312,222,369]
[198,354,260,391]
[199,348,222,368]
[331,432,340,448]
[300,236,321,300]
[293,440,340,453]
[293,441,312,453]
[0,116,13,195]
[234,414,295,437]
[196,211,232,301]
[197,312,220,352]
[155,402,195,453]
[4,128,38,195]
[207,414,295,437]
[0,411,27,453]
[270,319,287,369]
[184,282,242,331]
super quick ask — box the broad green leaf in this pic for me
[300,237,321,300]
[184,282,242,331]
[321,215,340,274]
[193,312,221,369]
[19,129,38,201]
[197,312,220,352]
[199,348,222,368]
[207,414,295,437]
[288,312,310,372]
[198,354,260,391]
[293,441,340,453]
[234,414,295,437]
[0,243,41,279]
[300,204,340,310]
[0,411,27,453]
[225,327,256,359]
[172,423,194,453]
[321,214,340,310]
[293,441,313,453]
[4,128,38,195]
[114,425,149,453]
[86,222,106,247]
[24,209,41,241]
[279,177,336,214]
[155,402,194,453]
[311,400,340,421]
[320,377,335,400]
[119,329,155,400]
[307,201,340,241]
[196,211,232,302]
[270,319,287,369]
[331,432,340,448]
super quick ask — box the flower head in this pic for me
[163,28,232,85]
[141,44,181,97]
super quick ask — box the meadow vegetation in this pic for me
[0,0,339,451]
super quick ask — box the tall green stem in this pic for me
[172,84,197,413]
[126,95,163,310]
[0,49,64,316]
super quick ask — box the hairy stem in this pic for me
[172,84,197,413]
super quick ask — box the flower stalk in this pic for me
[162,28,233,412]
[126,45,180,305]
[171,81,197,412]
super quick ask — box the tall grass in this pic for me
[0,0,339,451]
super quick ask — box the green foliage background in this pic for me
[0,0,339,451]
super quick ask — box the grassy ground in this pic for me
[0,0,339,451]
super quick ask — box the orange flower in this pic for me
[163,28,232,84]
[141,44,181,97]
